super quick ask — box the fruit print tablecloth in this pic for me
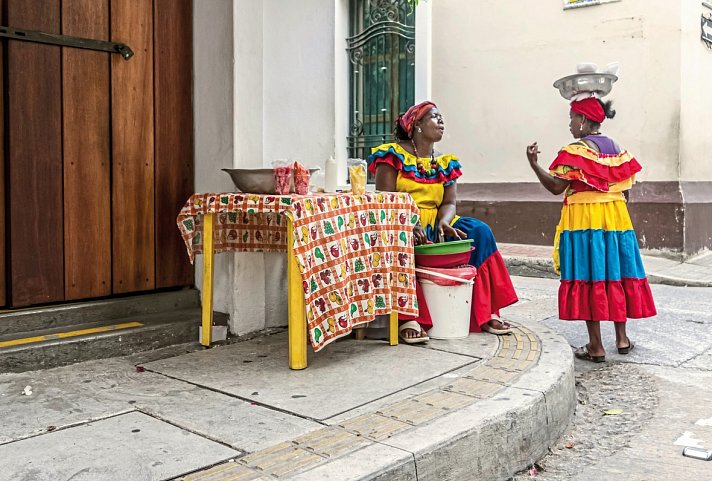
[177,192,420,351]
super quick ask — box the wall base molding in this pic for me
[456,181,712,256]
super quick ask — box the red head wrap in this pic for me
[398,101,437,138]
[570,97,605,124]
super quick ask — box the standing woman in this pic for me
[369,101,518,342]
[526,95,656,362]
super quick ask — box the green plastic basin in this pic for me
[413,239,473,255]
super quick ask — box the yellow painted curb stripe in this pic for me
[0,322,144,348]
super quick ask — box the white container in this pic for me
[418,276,473,339]
[324,156,338,193]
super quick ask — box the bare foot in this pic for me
[487,319,511,330]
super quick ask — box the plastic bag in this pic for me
[272,159,292,195]
[293,161,310,195]
[348,158,367,195]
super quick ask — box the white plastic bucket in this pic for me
[416,267,474,340]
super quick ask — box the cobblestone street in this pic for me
[510,277,712,481]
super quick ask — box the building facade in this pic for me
[195,0,710,336]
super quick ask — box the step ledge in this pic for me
[284,321,575,481]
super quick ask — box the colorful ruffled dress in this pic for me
[549,135,656,321]
[368,142,518,332]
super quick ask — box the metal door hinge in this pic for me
[0,26,133,60]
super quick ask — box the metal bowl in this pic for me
[222,168,320,194]
[553,73,618,100]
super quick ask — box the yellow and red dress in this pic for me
[549,135,656,321]
[368,142,518,331]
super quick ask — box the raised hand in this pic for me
[526,142,541,164]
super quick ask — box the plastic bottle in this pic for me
[324,156,338,193]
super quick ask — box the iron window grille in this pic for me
[346,0,416,180]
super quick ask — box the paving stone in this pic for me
[0,411,238,481]
[142,332,477,420]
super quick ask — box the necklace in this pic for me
[410,139,438,176]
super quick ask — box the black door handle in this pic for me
[0,26,133,60]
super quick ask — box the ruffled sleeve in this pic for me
[548,142,642,192]
[368,143,463,185]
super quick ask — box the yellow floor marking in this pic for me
[0,322,144,348]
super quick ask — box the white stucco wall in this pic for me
[679,1,712,181]
[262,0,337,168]
[431,0,683,183]
[193,0,235,319]
[194,0,339,335]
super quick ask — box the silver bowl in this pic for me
[222,168,320,194]
[553,73,618,100]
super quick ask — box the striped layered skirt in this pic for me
[553,199,656,322]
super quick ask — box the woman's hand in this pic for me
[437,219,467,242]
[413,225,427,246]
[526,142,570,195]
[526,142,540,164]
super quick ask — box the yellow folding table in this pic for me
[177,192,420,369]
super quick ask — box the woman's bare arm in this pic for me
[437,183,467,240]
[526,142,570,195]
[375,164,398,192]
[375,163,427,244]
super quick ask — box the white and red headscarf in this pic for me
[570,97,605,123]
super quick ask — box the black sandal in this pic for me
[574,345,605,363]
[618,340,635,355]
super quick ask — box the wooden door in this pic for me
[1,0,194,308]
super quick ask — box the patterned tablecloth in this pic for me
[177,192,420,351]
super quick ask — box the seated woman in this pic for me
[368,101,519,342]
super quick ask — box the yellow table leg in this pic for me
[287,217,307,370]
[201,212,215,347]
[389,310,399,346]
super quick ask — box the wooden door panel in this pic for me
[62,0,112,300]
[2,0,194,307]
[111,0,155,294]
[0,0,6,306]
[7,0,64,307]
[154,0,194,288]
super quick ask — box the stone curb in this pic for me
[503,255,712,288]
[280,322,576,481]
[645,273,712,289]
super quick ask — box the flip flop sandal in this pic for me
[574,345,605,363]
[481,320,512,335]
[618,341,635,355]
[398,320,429,344]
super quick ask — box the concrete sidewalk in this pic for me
[500,243,712,288]
[0,281,575,481]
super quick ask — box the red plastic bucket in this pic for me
[414,247,474,269]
